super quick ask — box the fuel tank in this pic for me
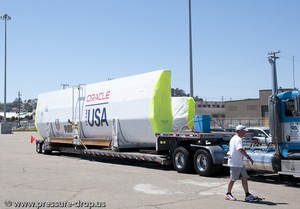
[244,148,279,172]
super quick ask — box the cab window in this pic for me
[284,100,294,117]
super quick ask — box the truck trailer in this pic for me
[35,69,232,177]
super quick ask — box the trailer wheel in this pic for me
[41,142,52,155]
[36,142,42,154]
[193,149,216,177]
[172,147,192,173]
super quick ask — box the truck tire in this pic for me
[36,142,42,153]
[193,149,216,177]
[172,146,192,173]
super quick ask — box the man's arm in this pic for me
[239,148,254,164]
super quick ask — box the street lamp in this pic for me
[1,14,11,134]
[188,0,194,97]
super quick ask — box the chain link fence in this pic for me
[11,120,35,130]
[211,117,269,129]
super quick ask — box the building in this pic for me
[195,100,225,128]
[195,100,225,118]
[195,89,292,128]
[224,88,292,127]
[224,89,273,119]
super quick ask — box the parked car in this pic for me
[210,128,226,132]
[246,127,272,145]
[225,128,236,132]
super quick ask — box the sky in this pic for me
[0,0,300,103]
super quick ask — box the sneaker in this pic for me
[245,194,258,202]
[225,193,237,201]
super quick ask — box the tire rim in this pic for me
[175,152,185,169]
[41,143,45,153]
[196,154,208,172]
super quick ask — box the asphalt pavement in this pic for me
[0,132,299,209]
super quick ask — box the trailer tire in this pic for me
[193,149,216,177]
[41,142,52,155]
[172,146,192,173]
[36,142,42,154]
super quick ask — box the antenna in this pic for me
[293,56,295,89]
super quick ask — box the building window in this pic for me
[247,105,257,111]
[228,106,237,111]
[261,105,268,117]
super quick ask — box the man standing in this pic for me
[225,125,258,202]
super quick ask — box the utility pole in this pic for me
[268,50,280,155]
[17,91,22,128]
[61,83,69,89]
[268,51,280,95]
[268,51,280,60]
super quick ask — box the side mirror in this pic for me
[293,95,300,117]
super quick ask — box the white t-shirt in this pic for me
[228,134,244,167]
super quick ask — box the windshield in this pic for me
[264,129,271,136]
[284,100,295,117]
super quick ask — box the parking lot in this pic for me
[0,132,299,209]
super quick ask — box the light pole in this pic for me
[188,0,194,97]
[1,14,11,134]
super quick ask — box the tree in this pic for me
[24,103,33,112]
[194,96,203,101]
[12,97,22,106]
[171,88,203,101]
[0,97,37,113]
[171,88,189,97]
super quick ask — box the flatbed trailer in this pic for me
[35,130,233,177]
[34,70,235,177]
